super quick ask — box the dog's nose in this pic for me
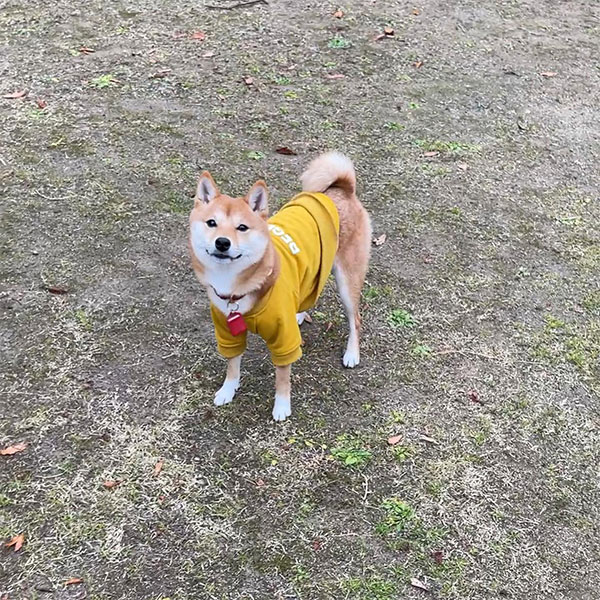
[215,237,231,252]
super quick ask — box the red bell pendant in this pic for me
[226,311,247,336]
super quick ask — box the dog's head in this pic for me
[189,171,270,270]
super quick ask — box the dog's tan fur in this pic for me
[189,151,371,420]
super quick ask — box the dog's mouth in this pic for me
[207,250,242,261]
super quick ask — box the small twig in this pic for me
[206,0,268,9]
[34,190,73,201]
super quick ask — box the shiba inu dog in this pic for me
[189,152,371,421]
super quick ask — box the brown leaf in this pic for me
[78,46,95,54]
[423,151,439,157]
[326,73,345,79]
[153,458,164,477]
[374,33,386,41]
[312,538,322,551]
[3,90,28,99]
[243,77,255,86]
[325,322,333,333]
[456,162,468,171]
[432,550,444,564]
[372,233,387,246]
[333,9,344,18]
[256,478,265,487]
[387,434,402,446]
[5,534,24,552]
[102,480,122,489]
[468,389,483,404]
[64,578,83,586]
[44,285,69,295]
[384,26,394,36]
[414,60,423,68]
[0,442,27,456]
[148,70,171,79]
[202,51,216,58]
[540,71,557,78]
[275,146,297,155]
[410,577,430,591]
[190,31,205,41]
[36,98,47,109]
[303,313,313,324]
[412,8,421,15]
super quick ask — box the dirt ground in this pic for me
[1,0,599,598]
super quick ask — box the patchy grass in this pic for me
[1,1,600,599]
[330,434,372,467]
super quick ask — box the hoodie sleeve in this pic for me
[210,304,247,358]
[257,310,303,366]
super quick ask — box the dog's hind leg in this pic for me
[333,221,370,368]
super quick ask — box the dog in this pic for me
[189,152,371,421]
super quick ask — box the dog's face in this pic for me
[189,172,270,271]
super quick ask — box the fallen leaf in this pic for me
[64,578,83,586]
[420,434,439,445]
[468,389,483,404]
[384,26,394,36]
[325,322,333,333]
[5,534,24,552]
[153,458,164,477]
[78,46,95,54]
[148,70,171,79]
[372,233,387,246]
[102,480,121,489]
[423,151,439,157]
[256,478,265,487]
[326,73,345,79]
[432,550,444,564]
[374,33,386,41]
[412,8,421,15]
[414,60,423,68]
[312,538,322,551]
[275,146,297,155]
[44,285,69,295]
[303,313,313,323]
[190,31,205,41]
[202,51,216,58]
[3,90,28,99]
[243,76,255,86]
[36,98,47,109]
[333,9,344,18]
[387,434,402,445]
[0,442,27,456]
[456,162,468,171]
[411,577,430,591]
[540,71,557,78]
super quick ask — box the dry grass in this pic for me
[1,1,600,599]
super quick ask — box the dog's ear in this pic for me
[195,171,219,206]
[246,180,269,218]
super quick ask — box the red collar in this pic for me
[211,286,246,303]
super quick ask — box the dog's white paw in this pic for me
[272,395,291,422]
[214,379,239,406]
[343,348,360,368]
[296,311,308,326]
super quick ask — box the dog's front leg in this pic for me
[272,364,292,422]
[214,354,242,406]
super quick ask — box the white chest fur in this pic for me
[204,268,257,316]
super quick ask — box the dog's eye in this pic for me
[236,224,249,232]
[206,219,217,228]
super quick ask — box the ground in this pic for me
[1,0,599,599]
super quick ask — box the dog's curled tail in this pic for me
[300,151,356,196]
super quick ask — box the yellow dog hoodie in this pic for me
[210,192,340,365]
